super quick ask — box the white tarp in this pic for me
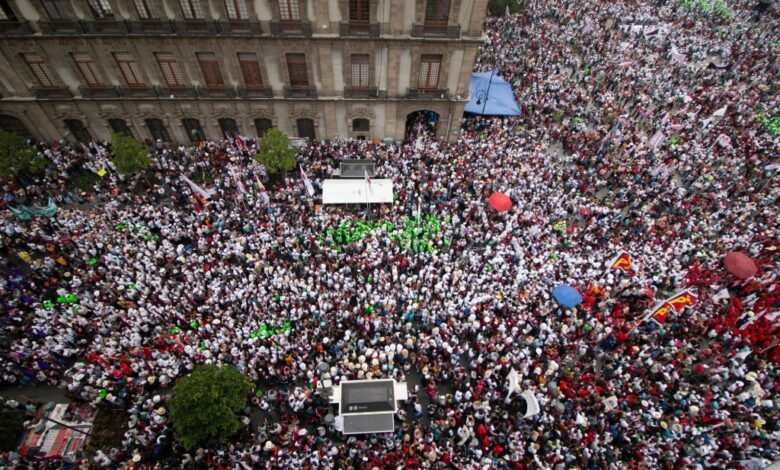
[322,179,393,205]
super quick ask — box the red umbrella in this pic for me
[488,193,512,212]
[723,251,758,279]
[579,207,592,216]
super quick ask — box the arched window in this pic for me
[182,118,205,142]
[64,119,91,142]
[352,118,369,132]
[108,118,132,137]
[296,118,315,139]
[254,118,272,137]
[0,115,33,139]
[145,118,170,142]
[219,118,239,139]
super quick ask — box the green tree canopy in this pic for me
[254,128,297,177]
[111,132,150,175]
[169,365,252,449]
[487,0,523,16]
[0,131,47,178]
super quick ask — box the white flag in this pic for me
[712,288,731,302]
[603,395,619,412]
[300,167,315,197]
[229,168,247,195]
[506,368,520,397]
[716,133,732,148]
[702,105,728,128]
[669,44,687,64]
[181,175,216,200]
[649,129,665,149]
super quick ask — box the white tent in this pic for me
[322,179,393,205]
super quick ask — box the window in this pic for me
[182,118,205,142]
[180,0,203,19]
[134,0,159,19]
[114,52,145,87]
[278,0,300,21]
[219,118,239,139]
[72,53,105,88]
[349,0,369,22]
[254,118,272,137]
[425,0,449,24]
[351,54,369,88]
[108,118,133,137]
[0,1,17,21]
[296,118,315,139]
[418,54,441,89]
[22,53,60,88]
[155,52,185,87]
[41,0,70,19]
[353,118,369,132]
[0,115,32,140]
[64,119,91,142]
[238,53,264,88]
[146,118,170,142]
[197,52,224,88]
[224,0,248,20]
[88,0,113,19]
[286,53,308,88]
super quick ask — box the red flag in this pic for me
[609,252,632,272]
[236,134,247,151]
[667,290,698,312]
[651,302,674,324]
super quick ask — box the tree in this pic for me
[0,131,47,178]
[111,132,150,175]
[487,0,523,16]
[255,128,297,178]
[169,365,252,449]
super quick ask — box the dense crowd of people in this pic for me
[1,0,779,468]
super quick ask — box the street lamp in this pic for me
[475,69,497,115]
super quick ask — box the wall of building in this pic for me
[0,0,487,144]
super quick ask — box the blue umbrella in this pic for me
[552,285,582,308]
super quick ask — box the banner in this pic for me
[651,302,674,324]
[181,175,216,200]
[9,198,58,220]
[667,290,698,311]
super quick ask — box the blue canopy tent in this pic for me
[464,70,521,116]
[552,285,582,309]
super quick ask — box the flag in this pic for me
[505,4,510,16]
[506,368,520,397]
[253,172,265,192]
[712,288,730,302]
[651,302,674,324]
[667,290,698,312]
[300,167,315,197]
[230,169,247,195]
[364,169,372,187]
[181,175,216,200]
[609,252,632,272]
[649,129,665,149]
[236,134,247,151]
[715,133,732,149]
[603,395,618,412]
[702,105,728,128]
[669,43,687,64]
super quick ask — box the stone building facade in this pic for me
[0,0,488,144]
